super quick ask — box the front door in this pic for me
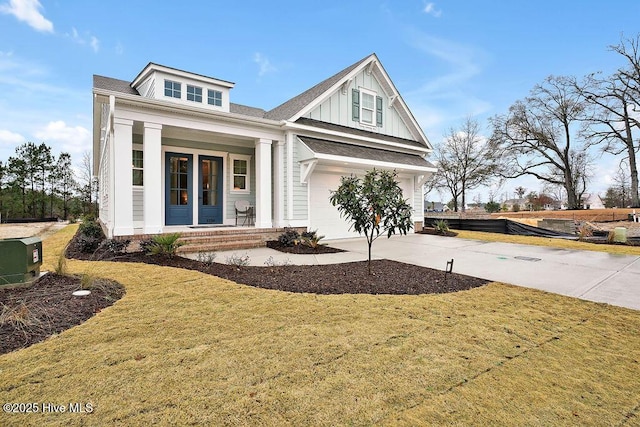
[165,152,193,225]
[198,156,223,224]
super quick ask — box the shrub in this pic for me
[433,219,450,234]
[102,239,130,255]
[196,251,217,266]
[139,239,156,254]
[147,233,184,257]
[278,228,301,247]
[77,235,101,253]
[301,230,326,249]
[226,253,250,267]
[264,256,291,267]
[79,218,103,239]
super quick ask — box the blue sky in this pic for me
[1,0,639,202]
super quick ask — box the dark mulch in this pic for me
[0,273,124,355]
[418,227,459,237]
[63,226,488,296]
[1,230,488,354]
[265,240,345,254]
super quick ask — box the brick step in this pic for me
[178,233,262,245]
[177,239,265,254]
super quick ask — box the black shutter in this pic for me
[352,89,360,121]
[376,96,383,127]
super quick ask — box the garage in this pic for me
[308,171,361,240]
[308,170,414,240]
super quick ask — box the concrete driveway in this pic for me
[211,233,640,311]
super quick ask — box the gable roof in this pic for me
[264,54,371,121]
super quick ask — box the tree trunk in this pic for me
[628,143,640,208]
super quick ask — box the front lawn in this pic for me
[0,225,638,425]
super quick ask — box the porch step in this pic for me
[170,226,306,253]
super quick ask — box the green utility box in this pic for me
[0,237,43,286]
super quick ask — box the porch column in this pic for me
[143,122,163,234]
[113,117,134,236]
[254,138,273,228]
[273,140,285,226]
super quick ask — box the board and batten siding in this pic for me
[292,140,308,220]
[305,68,414,140]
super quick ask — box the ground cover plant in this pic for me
[1,225,639,425]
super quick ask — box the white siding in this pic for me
[292,141,308,220]
[133,188,144,224]
[304,68,415,140]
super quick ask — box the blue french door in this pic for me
[198,156,223,224]
[165,153,193,225]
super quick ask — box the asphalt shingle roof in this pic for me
[93,75,139,95]
[264,54,372,121]
[298,136,435,169]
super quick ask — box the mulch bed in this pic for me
[265,240,345,254]
[0,273,124,355]
[0,229,487,354]
[418,228,458,237]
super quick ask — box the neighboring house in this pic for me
[581,193,605,209]
[92,54,437,240]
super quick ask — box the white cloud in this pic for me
[0,0,53,33]
[423,2,442,18]
[66,27,100,53]
[34,121,90,155]
[0,128,26,145]
[253,52,277,77]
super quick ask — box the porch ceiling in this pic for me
[132,123,257,148]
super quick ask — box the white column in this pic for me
[273,140,285,227]
[254,138,273,228]
[113,117,134,236]
[143,122,163,234]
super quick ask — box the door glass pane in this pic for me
[179,159,188,173]
[170,190,178,205]
[202,190,209,205]
[210,190,217,206]
[180,190,188,205]
[179,174,188,189]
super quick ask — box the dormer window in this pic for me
[164,80,181,98]
[208,89,222,107]
[187,85,202,103]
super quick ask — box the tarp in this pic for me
[424,218,576,238]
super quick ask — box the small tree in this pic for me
[329,169,413,275]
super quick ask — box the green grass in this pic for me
[1,225,639,426]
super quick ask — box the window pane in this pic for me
[133,170,143,186]
[362,109,373,123]
[234,159,247,174]
[132,150,143,168]
[362,93,374,109]
[234,175,246,190]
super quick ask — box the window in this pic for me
[361,91,375,125]
[187,85,202,102]
[230,154,251,192]
[208,89,222,106]
[352,88,383,127]
[132,149,143,186]
[164,80,181,98]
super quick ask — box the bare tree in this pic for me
[575,35,640,207]
[432,117,501,212]
[489,76,591,209]
[77,151,96,216]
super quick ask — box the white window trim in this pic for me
[208,89,222,106]
[229,153,252,194]
[359,87,376,126]
[187,84,203,103]
[132,144,144,188]
[164,79,181,99]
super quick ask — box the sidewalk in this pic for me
[195,233,640,311]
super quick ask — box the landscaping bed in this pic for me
[0,273,124,354]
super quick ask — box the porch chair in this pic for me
[235,200,255,226]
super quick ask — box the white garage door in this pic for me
[309,171,415,240]
[309,172,361,240]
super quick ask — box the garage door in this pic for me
[308,172,361,240]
